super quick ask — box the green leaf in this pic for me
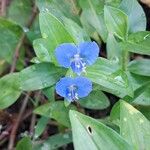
[128,59,150,76]
[79,0,108,41]
[122,31,150,55]
[34,101,77,127]
[33,132,72,150]
[106,33,122,61]
[132,86,150,106]
[34,116,49,139]
[15,47,25,71]
[69,110,132,150]
[137,106,150,120]
[16,137,32,150]
[0,73,21,109]
[110,101,120,126]
[37,2,88,44]
[39,11,74,43]
[37,0,82,37]
[33,38,52,63]
[0,60,7,75]
[80,12,96,40]
[123,73,150,103]
[98,117,120,133]
[0,18,23,63]
[111,83,150,117]
[7,0,32,27]
[42,86,55,102]
[36,0,80,24]
[120,0,146,33]
[38,12,75,64]
[30,57,41,64]
[20,63,66,91]
[63,17,90,44]
[104,6,128,40]
[86,58,133,98]
[34,103,51,117]
[26,16,41,42]
[120,101,150,150]
[104,0,121,7]
[79,89,110,110]
[127,72,150,91]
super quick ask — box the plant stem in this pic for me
[10,4,38,73]
[122,49,129,71]
[0,0,7,16]
[8,92,31,150]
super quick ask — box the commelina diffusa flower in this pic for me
[55,42,99,75]
[56,77,92,101]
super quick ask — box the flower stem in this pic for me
[122,49,129,71]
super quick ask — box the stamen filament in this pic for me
[67,85,78,101]
[71,54,87,74]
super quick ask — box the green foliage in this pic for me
[62,17,90,43]
[123,31,150,55]
[128,59,150,76]
[132,85,150,105]
[120,0,146,33]
[42,86,55,101]
[34,116,49,139]
[0,18,23,63]
[33,38,52,62]
[86,58,133,98]
[104,6,128,40]
[33,131,72,150]
[79,88,110,109]
[35,12,75,64]
[0,73,21,109]
[0,0,150,149]
[39,11,74,43]
[79,0,108,41]
[70,109,133,150]
[106,33,122,60]
[16,137,32,150]
[7,0,33,27]
[120,101,150,150]
[20,63,66,91]
[36,0,80,23]
[34,101,77,127]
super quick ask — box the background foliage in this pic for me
[0,0,150,149]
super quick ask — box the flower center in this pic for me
[66,85,78,101]
[71,54,86,75]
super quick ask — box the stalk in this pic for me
[122,49,129,71]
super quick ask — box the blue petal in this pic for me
[74,77,92,98]
[55,43,77,68]
[79,41,99,65]
[55,77,73,98]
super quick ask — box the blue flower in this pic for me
[55,41,99,75]
[56,77,92,102]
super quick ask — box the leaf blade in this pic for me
[70,110,132,150]
[120,101,150,150]
[128,59,150,76]
[0,73,21,109]
[104,6,128,40]
[120,0,146,33]
[20,63,66,91]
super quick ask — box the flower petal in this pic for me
[74,77,92,98]
[55,43,77,68]
[79,41,99,65]
[55,77,73,98]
